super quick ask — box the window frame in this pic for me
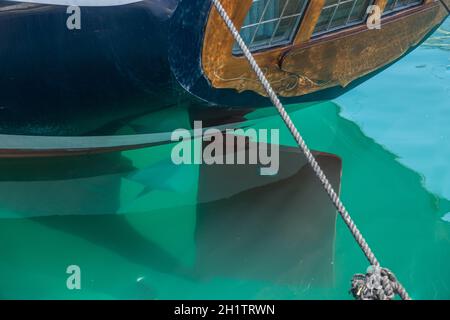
[233,0,310,55]
[382,0,424,16]
[312,0,376,37]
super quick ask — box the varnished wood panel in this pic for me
[202,0,325,97]
[375,0,388,12]
[281,3,446,93]
[202,0,447,98]
[293,0,325,44]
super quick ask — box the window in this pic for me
[313,0,374,36]
[233,0,309,54]
[383,0,423,15]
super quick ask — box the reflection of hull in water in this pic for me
[0,0,448,137]
[196,140,341,285]
[0,140,341,285]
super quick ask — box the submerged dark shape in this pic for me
[195,139,342,285]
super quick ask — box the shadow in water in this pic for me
[0,154,128,216]
[195,138,341,286]
[0,153,188,275]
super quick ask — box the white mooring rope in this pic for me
[210,0,411,300]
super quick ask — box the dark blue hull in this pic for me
[0,0,353,136]
[0,1,188,135]
[0,0,444,136]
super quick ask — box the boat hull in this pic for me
[0,1,189,136]
[0,0,448,137]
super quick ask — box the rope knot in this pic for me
[351,266,399,300]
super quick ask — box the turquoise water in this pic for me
[0,18,449,299]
